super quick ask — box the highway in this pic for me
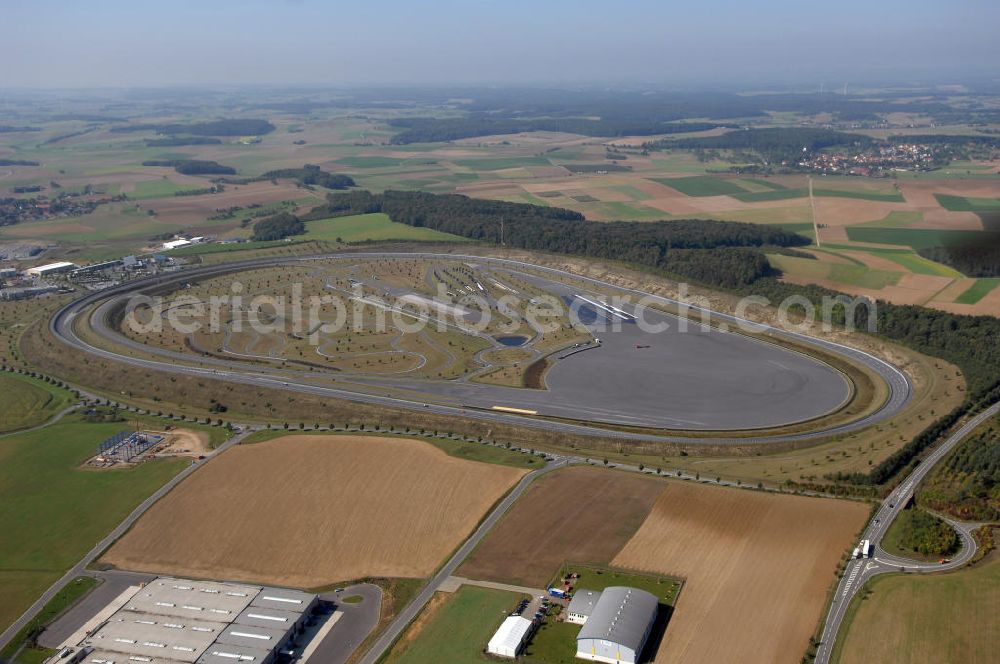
[813,400,1000,664]
[49,251,913,445]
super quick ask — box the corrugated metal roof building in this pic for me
[575,586,658,664]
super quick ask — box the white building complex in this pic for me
[571,587,659,664]
[48,577,317,664]
[486,615,533,658]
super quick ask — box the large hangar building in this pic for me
[574,586,658,664]
[55,577,317,664]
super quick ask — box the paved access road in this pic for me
[814,400,1000,664]
[50,251,912,445]
[355,456,569,664]
[305,584,382,664]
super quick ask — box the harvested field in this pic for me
[458,467,663,587]
[102,435,526,587]
[835,553,1000,664]
[612,482,868,664]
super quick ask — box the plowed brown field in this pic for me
[458,466,664,587]
[102,435,526,588]
[612,482,868,664]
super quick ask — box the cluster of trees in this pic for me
[388,116,727,144]
[259,164,355,190]
[918,244,1000,278]
[113,118,275,136]
[250,212,304,241]
[144,136,222,147]
[892,508,959,556]
[308,190,804,288]
[0,125,40,133]
[0,159,40,166]
[141,159,236,175]
[920,425,1000,520]
[653,128,875,163]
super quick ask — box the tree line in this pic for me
[306,190,805,288]
[144,136,222,147]
[142,159,236,175]
[919,424,1000,520]
[113,118,275,136]
[917,244,1000,278]
[649,128,875,163]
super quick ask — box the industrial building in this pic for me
[566,589,602,625]
[487,616,533,658]
[162,239,193,250]
[52,577,317,664]
[26,261,76,277]
[574,587,658,664]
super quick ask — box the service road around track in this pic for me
[50,252,913,444]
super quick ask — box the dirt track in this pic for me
[102,435,526,588]
[612,482,868,664]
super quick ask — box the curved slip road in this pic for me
[814,400,1000,664]
[50,252,912,445]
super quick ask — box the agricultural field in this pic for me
[833,553,1000,664]
[612,482,869,664]
[459,467,664,586]
[2,108,997,314]
[0,413,188,632]
[101,435,527,587]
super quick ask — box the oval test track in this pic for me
[50,252,912,445]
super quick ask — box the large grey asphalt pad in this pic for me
[38,571,155,648]
[308,584,382,664]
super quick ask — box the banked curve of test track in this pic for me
[50,252,912,445]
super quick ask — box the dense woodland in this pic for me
[250,212,303,241]
[112,118,275,136]
[141,159,236,175]
[920,423,1000,520]
[891,508,959,556]
[259,165,355,190]
[0,159,39,166]
[309,190,803,288]
[918,243,1000,278]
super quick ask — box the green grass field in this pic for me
[454,156,553,170]
[934,193,1000,212]
[0,374,72,434]
[0,415,187,632]
[652,175,747,197]
[856,211,924,228]
[336,156,408,168]
[302,213,467,243]
[1,576,97,663]
[955,278,1000,305]
[549,564,681,604]
[832,553,1000,664]
[384,586,525,664]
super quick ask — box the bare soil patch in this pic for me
[458,466,663,587]
[612,482,868,664]
[102,435,526,588]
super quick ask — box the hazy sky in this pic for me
[3,0,998,88]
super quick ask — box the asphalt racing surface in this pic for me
[51,252,912,443]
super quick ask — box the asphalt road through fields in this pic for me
[814,401,1000,664]
[50,252,912,444]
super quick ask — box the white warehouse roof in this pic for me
[27,261,76,275]
[163,239,193,250]
[487,616,532,658]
